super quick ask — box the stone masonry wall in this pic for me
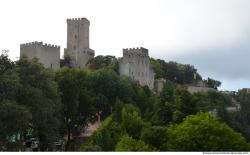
[64,18,95,68]
[20,41,60,70]
[119,47,155,89]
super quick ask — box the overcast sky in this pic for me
[0,0,249,91]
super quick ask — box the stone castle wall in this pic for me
[119,47,155,89]
[64,18,95,68]
[20,41,60,70]
[19,18,166,92]
[187,86,215,94]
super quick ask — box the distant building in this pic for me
[119,47,155,90]
[64,18,95,68]
[20,41,60,70]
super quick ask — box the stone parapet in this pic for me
[66,17,90,25]
[20,41,60,49]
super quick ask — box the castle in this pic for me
[20,42,60,70]
[119,47,155,90]
[20,17,165,92]
[64,18,95,68]
[20,18,95,70]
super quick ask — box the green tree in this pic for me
[15,57,62,150]
[159,80,176,103]
[150,58,164,79]
[115,135,152,151]
[116,76,137,104]
[192,91,232,125]
[153,85,197,124]
[112,98,124,122]
[87,55,118,73]
[91,117,123,151]
[60,54,73,68]
[173,86,197,114]
[0,50,14,75]
[89,69,137,117]
[150,81,176,125]
[121,104,146,139]
[230,89,250,141]
[89,69,120,104]
[140,126,167,149]
[205,77,221,89]
[56,68,94,150]
[0,51,20,102]
[0,100,32,151]
[237,89,250,123]
[162,112,250,151]
[150,58,202,84]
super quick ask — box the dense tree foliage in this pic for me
[15,58,62,150]
[1,52,250,152]
[90,117,123,151]
[224,89,250,142]
[56,68,95,150]
[115,135,152,151]
[87,55,119,73]
[121,104,147,139]
[204,77,222,89]
[0,101,32,150]
[0,52,62,150]
[150,58,221,89]
[60,54,72,68]
[161,112,250,151]
[140,126,167,149]
[150,58,202,84]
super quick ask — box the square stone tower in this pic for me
[119,47,155,89]
[64,18,95,68]
[20,41,60,70]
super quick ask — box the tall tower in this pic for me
[119,47,155,89]
[64,18,95,68]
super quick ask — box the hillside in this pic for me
[1,52,250,151]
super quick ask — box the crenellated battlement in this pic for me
[67,17,90,25]
[20,41,60,49]
[123,47,149,57]
[119,47,155,90]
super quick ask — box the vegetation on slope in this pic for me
[0,51,249,151]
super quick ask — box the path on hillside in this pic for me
[80,121,101,138]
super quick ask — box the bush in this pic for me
[115,135,153,151]
[140,126,167,148]
[121,104,146,139]
[161,112,250,151]
[91,116,123,151]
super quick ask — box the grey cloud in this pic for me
[156,35,250,81]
